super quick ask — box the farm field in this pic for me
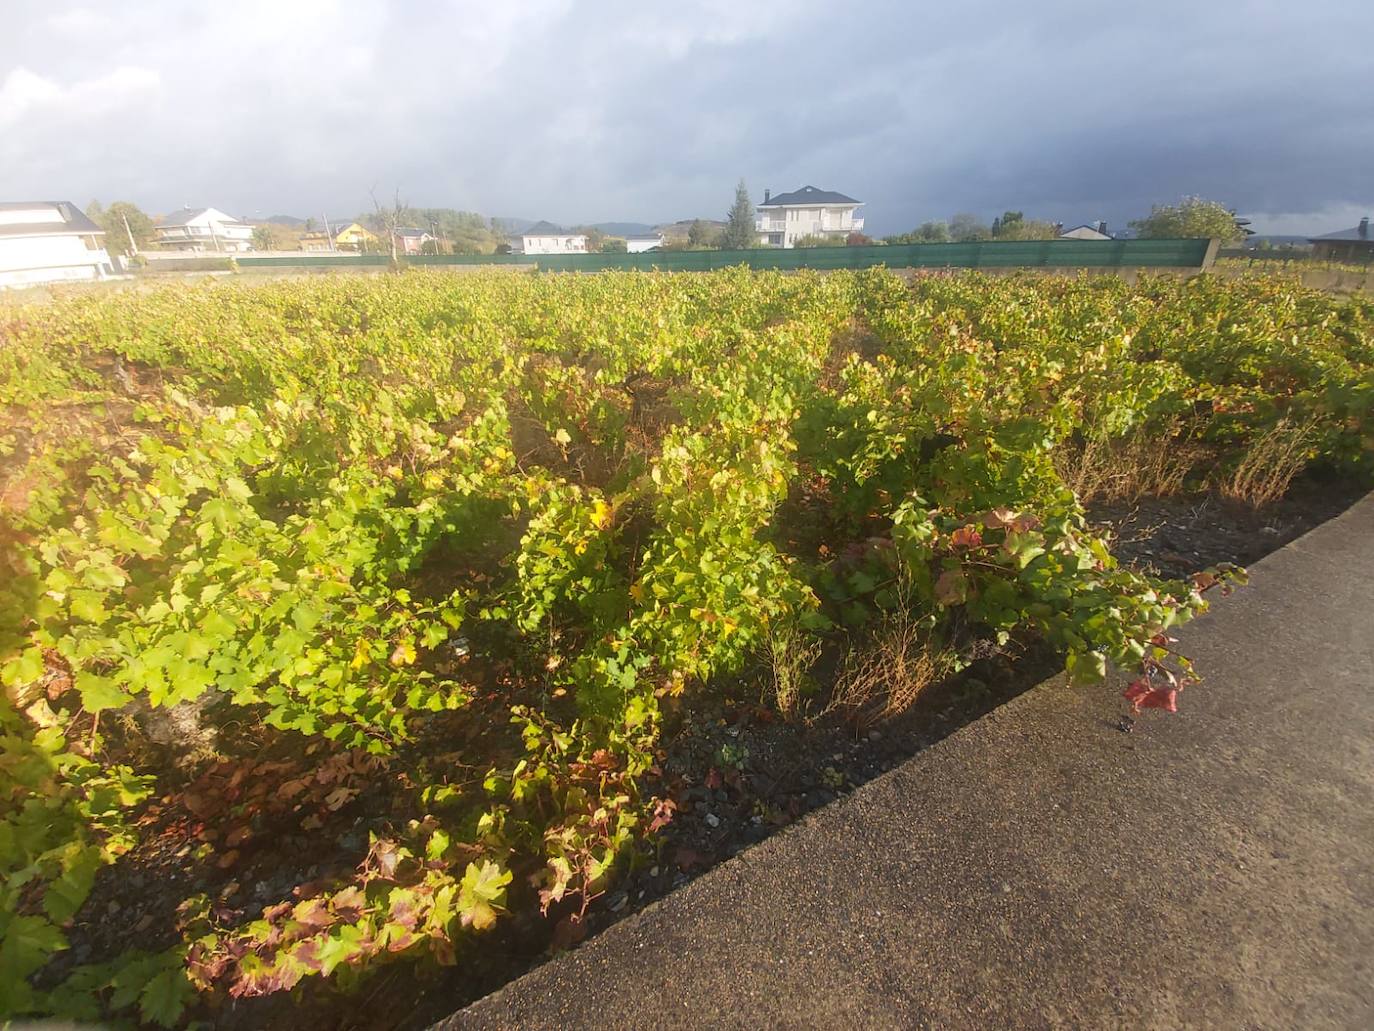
[2,268,1372,1027]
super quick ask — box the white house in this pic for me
[515,221,588,255]
[154,207,253,252]
[624,233,664,254]
[1059,222,1112,241]
[755,186,864,248]
[0,201,117,289]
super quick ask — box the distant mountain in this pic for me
[656,218,727,239]
[590,222,656,237]
[492,218,662,238]
[491,216,535,235]
[264,215,307,226]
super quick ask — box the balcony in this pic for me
[810,218,864,234]
[755,218,786,233]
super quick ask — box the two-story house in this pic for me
[0,200,117,288]
[154,207,254,252]
[755,186,864,248]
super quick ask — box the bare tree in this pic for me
[370,185,407,263]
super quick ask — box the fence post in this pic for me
[1200,238,1221,270]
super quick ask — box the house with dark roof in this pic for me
[0,201,116,288]
[154,207,253,252]
[1309,218,1372,262]
[1059,221,1113,241]
[514,221,588,255]
[392,227,435,255]
[755,186,864,248]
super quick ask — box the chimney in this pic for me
[764,189,771,203]
[1361,217,1370,239]
[1096,220,1108,236]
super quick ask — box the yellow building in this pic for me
[301,222,378,252]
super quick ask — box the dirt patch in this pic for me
[1087,475,1365,581]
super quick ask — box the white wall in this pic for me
[625,237,662,254]
[156,208,253,251]
[521,235,588,255]
[757,205,862,247]
[0,234,113,288]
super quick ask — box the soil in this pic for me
[49,478,1368,1029]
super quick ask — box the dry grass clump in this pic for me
[1056,422,1206,503]
[765,622,822,720]
[824,606,953,728]
[1215,419,1314,507]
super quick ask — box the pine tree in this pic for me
[722,179,755,250]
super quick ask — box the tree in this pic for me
[304,217,317,233]
[995,217,1059,241]
[572,226,607,253]
[721,179,755,250]
[601,237,628,253]
[793,234,841,248]
[846,232,873,246]
[949,213,992,242]
[251,225,276,251]
[370,186,407,263]
[991,210,1023,238]
[358,207,501,254]
[884,221,950,245]
[86,200,154,257]
[687,219,711,248]
[1129,196,1245,243]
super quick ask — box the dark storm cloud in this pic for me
[2,0,1370,234]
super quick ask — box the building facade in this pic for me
[155,207,253,252]
[755,186,864,248]
[624,233,664,254]
[301,222,378,252]
[516,221,588,255]
[393,228,435,255]
[1310,218,1372,262]
[0,201,116,288]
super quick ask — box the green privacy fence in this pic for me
[236,238,1215,273]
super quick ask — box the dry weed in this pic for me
[765,622,822,720]
[1216,419,1314,506]
[825,606,952,728]
[1056,422,1206,503]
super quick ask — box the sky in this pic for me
[2,0,1372,237]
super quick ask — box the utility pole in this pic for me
[121,211,139,256]
[323,213,335,252]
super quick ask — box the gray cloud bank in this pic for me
[2,0,1371,235]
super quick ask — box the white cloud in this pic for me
[0,68,62,125]
[0,65,161,127]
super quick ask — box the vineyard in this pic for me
[2,268,1371,1026]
